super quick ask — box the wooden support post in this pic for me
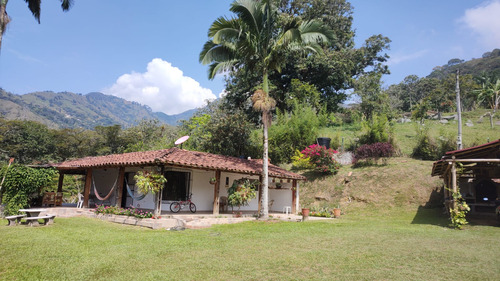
[116,167,125,207]
[83,168,92,208]
[258,175,263,214]
[212,170,221,215]
[451,157,457,210]
[291,179,297,214]
[57,173,64,193]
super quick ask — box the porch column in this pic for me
[292,179,297,214]
[212,170,221,215]
[115,167,125,207]
[57,172,64,193]
[83,168,92,208]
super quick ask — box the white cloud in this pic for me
[103,58,217,115]
[460,0,500,49]
[388,50,428,65]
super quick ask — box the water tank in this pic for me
[317,137,331,149]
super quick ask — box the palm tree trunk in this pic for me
[261,70,270,219]
[261,111,269,219]
[0,0,9,50]
[154,192,161,217]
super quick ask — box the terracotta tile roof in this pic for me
[53,148,306,180]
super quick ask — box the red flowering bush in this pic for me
[300,144,340,174]
[354,142,394,165]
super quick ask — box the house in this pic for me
[52,147,306,215]
[431,139,500,213]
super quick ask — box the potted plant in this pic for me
[209,177,217,184]
[301,206,310,218]
[227,178,257,210]
[134,170,167,216]
[333,206,341,218]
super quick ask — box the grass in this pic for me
[319,108,500,156]
[300,157,443,213]
[1,209,499,280]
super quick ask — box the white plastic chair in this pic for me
[76,193,84,208]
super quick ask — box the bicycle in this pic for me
[170,193,196,213]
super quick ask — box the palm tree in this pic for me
[200,0,333,219]
[0,0,73,49]
[477,78,500,112]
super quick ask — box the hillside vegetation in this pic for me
[299,157,443,214]
[0,89,194,129]
[317,108,500,156]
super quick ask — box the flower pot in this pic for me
[301,208,310,217]
[333,208,341,218]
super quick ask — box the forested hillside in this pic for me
[0,89,194,129]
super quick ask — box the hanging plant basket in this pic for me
[209,177,217,185]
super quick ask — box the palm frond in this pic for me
[60,0,73,11]
[213,27,240,45]
[24,0,41,23]
[208,60,239,79]
[200,42,236,65]
[299,20,335,44]
[231,0,264,35]
[208,16,239,38]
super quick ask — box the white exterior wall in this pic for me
[91,168,120,206]
[92,166,299,214]
[219,172,260,212]
[189,170,217,211]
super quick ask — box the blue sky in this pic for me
[1,0,499,115]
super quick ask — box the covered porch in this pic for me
[51,148,306,216]
[431,139,500,214]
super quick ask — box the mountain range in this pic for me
[0,89,196,129]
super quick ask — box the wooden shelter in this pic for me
[52,148,306,215]
[431,139,500,213]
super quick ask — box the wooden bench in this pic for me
[5,214,27,226]
[24,215,56,227]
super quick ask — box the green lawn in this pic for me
[1,209,499,280]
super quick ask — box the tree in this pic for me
[0,0,73,49]
[0,119,55,164]
[180,99,259,158]
[200,0,332,218]
[223,0,391,114]
[354,72,393,120]
[477,78,500,112]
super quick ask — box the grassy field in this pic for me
[1,209,499,280]
[318,108,500,156]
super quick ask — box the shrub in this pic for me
[358,113,394,146]
[94,205,159,219]
[309,206,333,218]
[268,103,320,164]
[291,150,314,170]
[300,144,340,174]
[411,126,439,160]
[1,165,57,215]
[355,142,395,160]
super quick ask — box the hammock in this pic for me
[92,174,118,201]
[125,177,147,201]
